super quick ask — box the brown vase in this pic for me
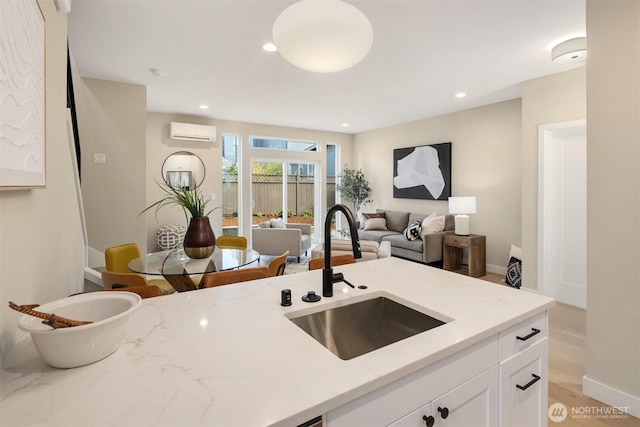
[183,217,216,259]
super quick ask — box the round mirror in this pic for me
[161,151,206,190]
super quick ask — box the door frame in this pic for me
[537,119,586,308]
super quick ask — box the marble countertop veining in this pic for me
[0,257,554,426]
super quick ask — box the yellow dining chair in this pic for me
[216,236,248,249]
[200,267,271,288]
[308,254,356,271]
[101,271,176,295]
[104,242,176,295]
[267,250,289,277]
[105,243,143,273]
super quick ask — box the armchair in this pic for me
[252,222,311,262]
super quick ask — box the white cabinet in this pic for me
[326,310,550,427]
[389,366,499,427]
[499,313,549,427]
[326,337,499,426]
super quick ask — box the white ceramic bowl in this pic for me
[18,292,142,368]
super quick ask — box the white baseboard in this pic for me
[486,263,506,276]
[84,267,103,287]
[583,375,640,418]
[88,246,104,269]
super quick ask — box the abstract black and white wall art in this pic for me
[0,0,46,189]
[393,142,452,200]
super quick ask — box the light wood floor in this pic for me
[480,273,639,426]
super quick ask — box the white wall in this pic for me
[353,99,522,271]
[0,1,85,366]
[585,0,640,413]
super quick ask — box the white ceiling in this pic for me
[67,0,586,134]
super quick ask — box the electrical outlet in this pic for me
[94,153,106,164]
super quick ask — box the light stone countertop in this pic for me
[0,257,554,426]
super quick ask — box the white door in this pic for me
[538,120,587,308]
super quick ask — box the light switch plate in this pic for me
[94,153,106,164]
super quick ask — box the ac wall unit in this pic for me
[169,122,217,142]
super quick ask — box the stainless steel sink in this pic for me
[288,296,447,360]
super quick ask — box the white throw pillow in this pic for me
[270,218,286,229]
[420,212,445,238]
[363,217,387,231]
[509,244,522,261]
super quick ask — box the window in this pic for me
[249,137,317,152]
[222,135,240,235]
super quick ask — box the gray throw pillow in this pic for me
[382,210,410,233]
[270,218,287,229]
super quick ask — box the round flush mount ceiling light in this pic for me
[552,37,587,64]
[272,0,373,73]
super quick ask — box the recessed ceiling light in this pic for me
[199,105,209,110]
[342,123,350,127]
[455,92,467,98]
[263,42,277,52]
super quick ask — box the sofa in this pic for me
[252,219,311,262]
[357,209,455,264]
[310,238,391,262]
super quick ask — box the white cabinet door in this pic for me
[500,338,548,427]
[387,402,433,427]
[389,366,499,427]
[431,366,499,427]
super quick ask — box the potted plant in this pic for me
[141,181,219,259]
[336,167,373,217]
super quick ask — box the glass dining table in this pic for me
[128,247,260,292]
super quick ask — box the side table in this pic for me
[443,234,486,277]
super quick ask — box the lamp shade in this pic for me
[448,197,477,215]
[272,0,373,73]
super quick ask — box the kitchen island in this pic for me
[0,257,554,426]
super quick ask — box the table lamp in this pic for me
[448,197,477,235]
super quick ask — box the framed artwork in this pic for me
[0,0,46,189]
[393,142,452,200]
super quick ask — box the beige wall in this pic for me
[585,0,640,407]
[74,78,148,263]
[76,91,353,264]
[353,99,522,271]
[145,113,354,252]
[521,68,587,290]
[145,113,220,251]
[0,1,85,366]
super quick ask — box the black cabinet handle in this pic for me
[516,328,541,341]
[422,415,435,427]
[517,373,541,390]
[437,406,449,419]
